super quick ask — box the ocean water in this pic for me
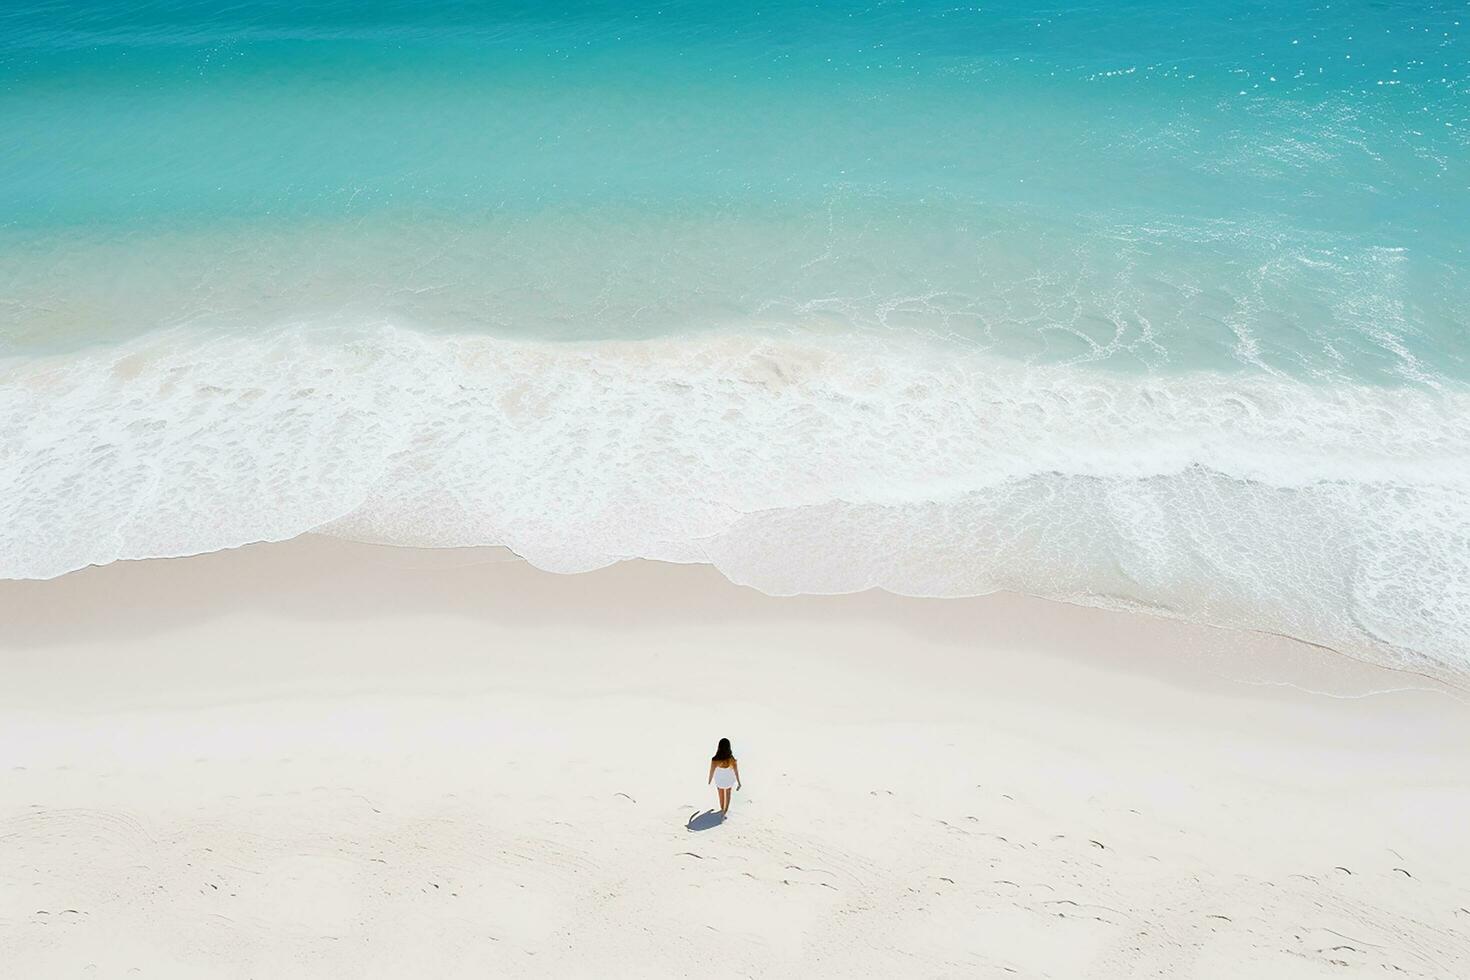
[2,2,1467,675]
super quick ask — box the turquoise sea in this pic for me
[2,2,1467,675]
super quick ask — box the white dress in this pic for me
[713,763,737,789]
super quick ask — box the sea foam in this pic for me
[2,322,1467,678]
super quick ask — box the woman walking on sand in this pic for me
[707,738,741,816]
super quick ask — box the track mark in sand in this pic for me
[934,876,955,884]
[1317,928,1385,950]
[781,878,837,890]
[1392,868,1412,878]
[1043,898,1124,917]
[677,852,704,860]
[1206,914,1231,922]
[1089,840,1105,849]
[613,793,636,803]
[1333,866,1353,875]
[784,865,835,878]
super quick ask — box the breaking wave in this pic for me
[2,321,1467,678]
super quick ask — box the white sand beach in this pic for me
[1,535,1467,978]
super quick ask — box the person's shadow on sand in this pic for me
[686,809,725,831]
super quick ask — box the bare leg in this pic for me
[718,788,730,814]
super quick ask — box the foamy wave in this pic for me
[3,323,1467,676]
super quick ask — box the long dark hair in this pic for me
[712,737,734,762]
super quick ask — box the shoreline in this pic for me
[1,534,1461,705]
[2,535,1468,976]
[3,533,1462,697]
[5,322,1466,678]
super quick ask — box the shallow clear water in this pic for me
[2,2,1468,675]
